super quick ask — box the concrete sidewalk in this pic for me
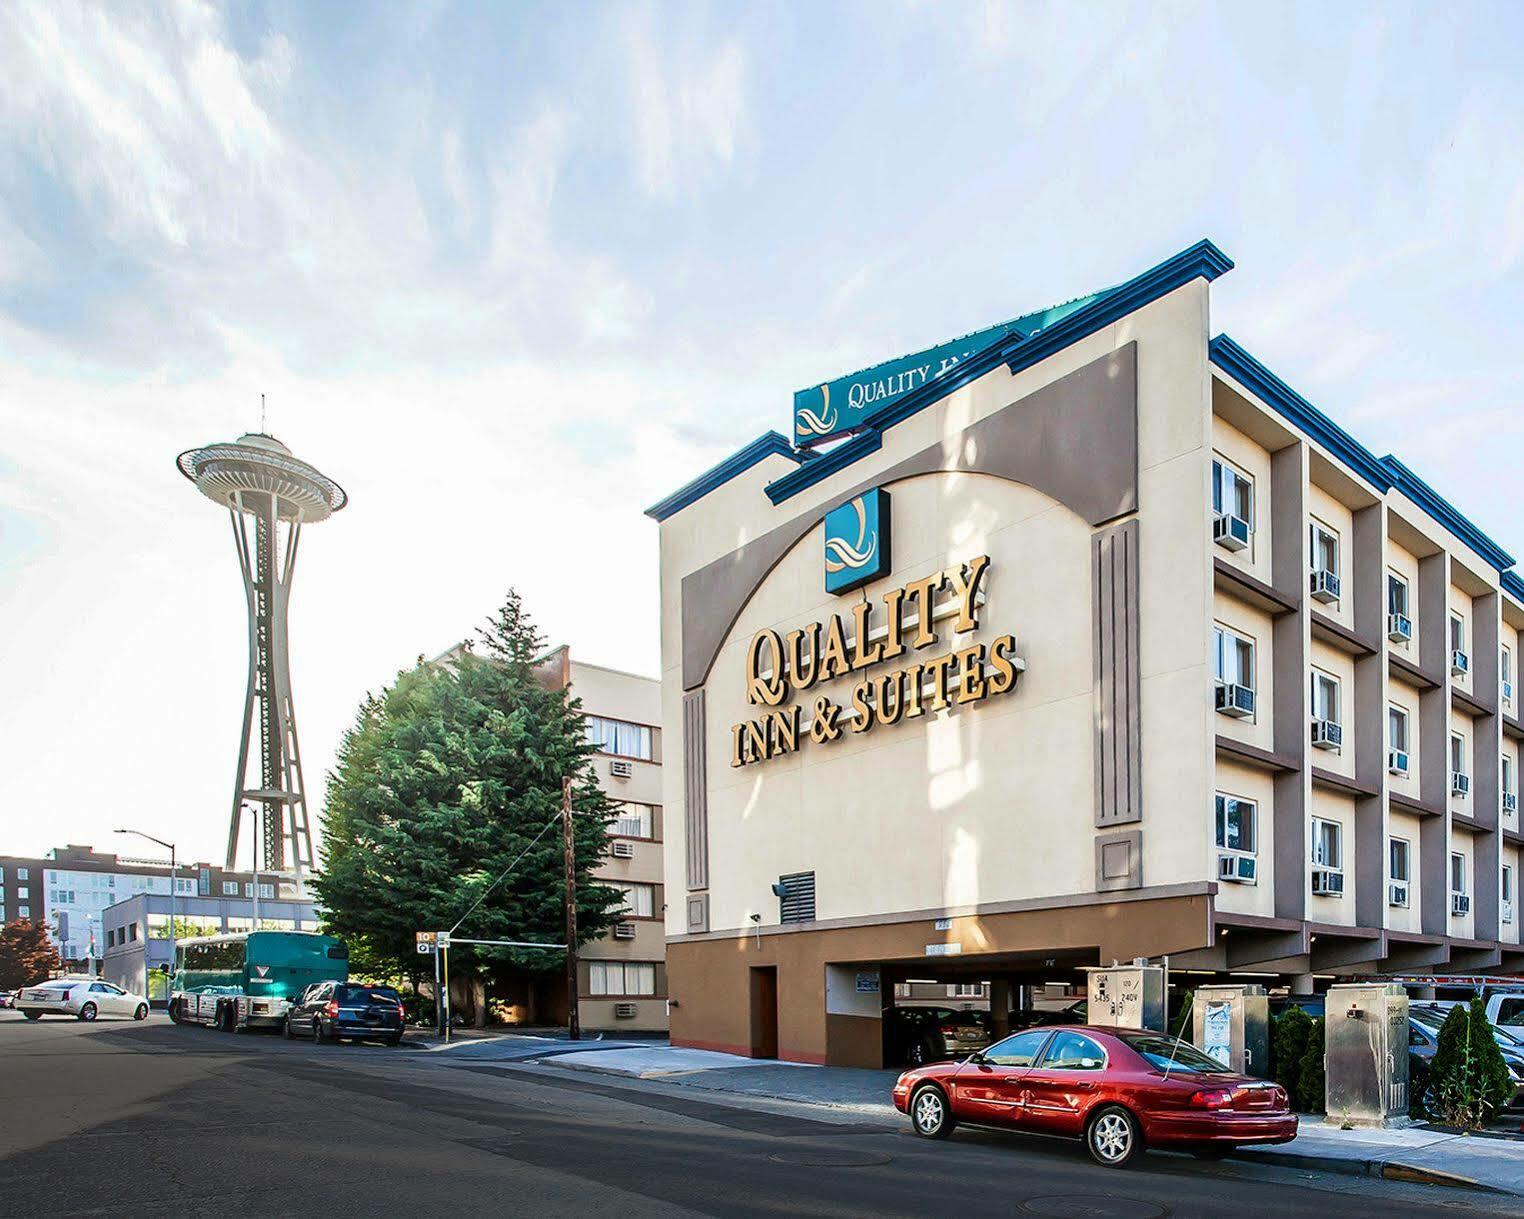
[540,1042,1524,1196]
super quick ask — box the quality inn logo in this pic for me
[824,488,891,594]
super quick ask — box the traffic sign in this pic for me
[415,931,438,955]
[436,931,450,948]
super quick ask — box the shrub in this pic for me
[1271,1006,1312,1100]
[1295,1016,1326,1113]
[1426,1000,1514,1128]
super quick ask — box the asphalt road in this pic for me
[0,1012,1509,1217]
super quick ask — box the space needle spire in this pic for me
[176,431,347,888]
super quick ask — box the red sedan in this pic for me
[892,1024,1295,1167]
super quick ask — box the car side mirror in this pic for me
[965,1051,986,1065]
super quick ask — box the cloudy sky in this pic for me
[2,1,1522,864]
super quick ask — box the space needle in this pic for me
[177,431,347,890]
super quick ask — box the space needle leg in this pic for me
[226,499,261,871]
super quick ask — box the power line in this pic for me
[448,808,565,935]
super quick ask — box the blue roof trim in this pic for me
[1380,455,1515,571]
[644,431,801,521]
[1211,336,1518,573]
[1208,335,1394,493]
[765,239,1234,506]
[1501,570,1524,604]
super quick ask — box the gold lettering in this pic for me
[954,643,987,704]
[986,634,1020,695]
[849,681,875,733]
[904,574,942,650]
[743,719,769,760]
[769,706,801,756]
[944,555,990,634]
[850,599,884,670]
[818,614,851,680]
[731,721,747,767]
[924,653,957,712]
[880,586,907,662]
[903,662,926,718]
[786,623,820,691]
[746,630,787,706]
[876,671,905,725]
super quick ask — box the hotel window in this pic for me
[1504,865,1515,923]
[609,802,654,839]
[1387,573,1410,620]
[585,715,653,760]
[222,881,238,896]
[1451,613,1468,673]
[1389,705,1410,753]
[588,961,656,997]
[1212,457,1254,525]
[615,882,655,918]
[1451,732,1469,792]
[1214,793,1256,854]
[17,886,28,899]
[1311,670,1340,724]
[17,906,29,918]
[17,868,28,879]
[1212,625,1255,689]
[1390,837,1411,885]
[1312,819,1342,870]
[949,983,984,998]
[1450,852,1468,898]
[1504,754,1516,804]
[1504,646,1515,703]
[1309,520,1339,579]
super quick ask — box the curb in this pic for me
[1231,1147,1515,1197]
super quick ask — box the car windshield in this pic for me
[1120,1033,1236,1075]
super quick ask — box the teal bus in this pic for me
[169,930,349,1032]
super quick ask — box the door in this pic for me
[1021,1030,1107,1135]
[302,983,330,1032]
[103,983,133,1015]
[749,967,778,1059]
[950,1029,1052,1126]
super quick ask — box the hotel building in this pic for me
[647,240,1524,1067]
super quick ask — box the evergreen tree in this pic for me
[312,589,621,1010]
[1271,1005,1311,1100]
[0,919,62,990]
[1295,1016,1326,1113]
[1426,1000,1514,1128]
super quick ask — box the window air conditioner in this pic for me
[1387,613,1413,643]
[1505,680,1515,703]
[1311,719,1343,750]
[1310,569,1341,603]
[1388,882,1409,908]
[1213,514,1251,552]
[1388,750,1410,776]
[1505,792,1518,814]
[613,922,636,940]
[1217,853,1257,885]
[1451,771,1471,797]
[613,1002,637,1018]
[1452,650,1469,677]
[1311,869,1345,897]
[1214,683,1256,718]
[610,841,636,859]
[609,759,634,780]
[1451,892,1471,917]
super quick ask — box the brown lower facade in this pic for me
[667,887,1215,1068]
[667,884,1524,1068]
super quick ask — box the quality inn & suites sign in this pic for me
[729,555,1024,767]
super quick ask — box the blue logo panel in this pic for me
[824,488,891,595]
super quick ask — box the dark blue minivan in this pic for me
[284,981,404,1046]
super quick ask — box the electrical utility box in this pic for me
[1324,983,1410,1128]
[1191,984,1270,1077]
[1082,964,1164,1032]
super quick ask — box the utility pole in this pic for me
[562,776,579,1041]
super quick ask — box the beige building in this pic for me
[537,646,667,1032]
[646,239,1524,1068]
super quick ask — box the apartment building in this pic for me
[536,646,667,1032]
[0,843,295,972]
[645,238,1524,1067]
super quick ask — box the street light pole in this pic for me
[115,828,177,1007]
[563,776,579,1042]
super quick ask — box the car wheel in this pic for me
[134,1003,148,1021]
[78,1002,97,1022]
[909,1085,955,1139]
[168,999,182,1025]
[23,1011,41,1021]
[384,1034,403,1048]
[283,1016,295,1039]
[1086,1104,1141,1168]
